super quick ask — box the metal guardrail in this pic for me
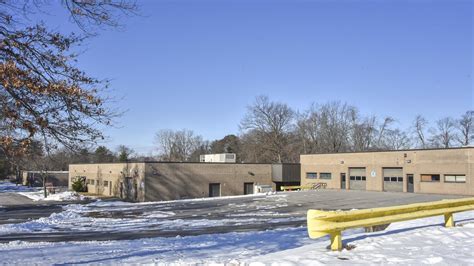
[281,183,327,191]
[307,197,474,251]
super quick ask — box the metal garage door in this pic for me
[349,168,366,190]
[383,168,403,192]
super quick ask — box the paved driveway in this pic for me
[0,189,465,243]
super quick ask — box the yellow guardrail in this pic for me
[307,197,474,251]
[281,183,327,191]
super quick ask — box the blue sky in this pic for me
[36,0,472,154]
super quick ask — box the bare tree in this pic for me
[154,129,204,162]
[0,1,137,159]
[383,129,411,150]
[240,96,295,163]
[430,117,456,148]
[457,111,473,146]
[375,117,395,148]
[412,115,428,148]
[350,115,377,151]
[297,102,357,154]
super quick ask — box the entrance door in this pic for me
[340,173,346,189]
[407,174,414,193]
[209,183,221,197]
[244,182,254,195]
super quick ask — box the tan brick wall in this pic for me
[145,163,273,201]
[300,148,474,196]
[69,162,274,201]
[69,163,146,200]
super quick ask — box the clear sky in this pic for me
[35,0,473,154]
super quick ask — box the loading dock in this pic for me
[300,147,474,196]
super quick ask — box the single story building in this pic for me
[22,171,69,187]
[301,147,474,196]
[69,162,300,202]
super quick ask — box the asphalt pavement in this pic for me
[0,189,465,243]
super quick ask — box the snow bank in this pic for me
[247,211,474,265]
[17,191,85,202]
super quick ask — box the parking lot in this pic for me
[0,189,464,243]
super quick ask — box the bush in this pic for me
[71,177,87,192]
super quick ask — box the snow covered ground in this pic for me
[249,211,474,265]
[1,184,473,264]
[17,191,86,202]
[0,195,301,237]
[0,180,87,202]
[0,206,472,264]
[0,180,40,193]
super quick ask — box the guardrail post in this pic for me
[444,213,454,227]
[330,231,342,251]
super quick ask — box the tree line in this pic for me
[154,96,473,164]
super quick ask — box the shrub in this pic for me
[71,177,87,192]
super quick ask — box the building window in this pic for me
[384,176,403,182]
[444,175,466,183]
[421,174,440,182]
[350,176,366,181]
[319,173,332,180]
[306,172,318,179]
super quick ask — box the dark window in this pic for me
[361,176,366,181]
[390,177,397,182]
[384,177,390,182]
[421,174,440,182]
[350,176,356,180]
[356,176,361,181]
[397,177,403,182]
[320,173,332,180]
[306,172,318,179]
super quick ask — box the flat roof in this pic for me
[300,146,474,156]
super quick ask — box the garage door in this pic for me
[383,168,403,192]
[349,168,366,190]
